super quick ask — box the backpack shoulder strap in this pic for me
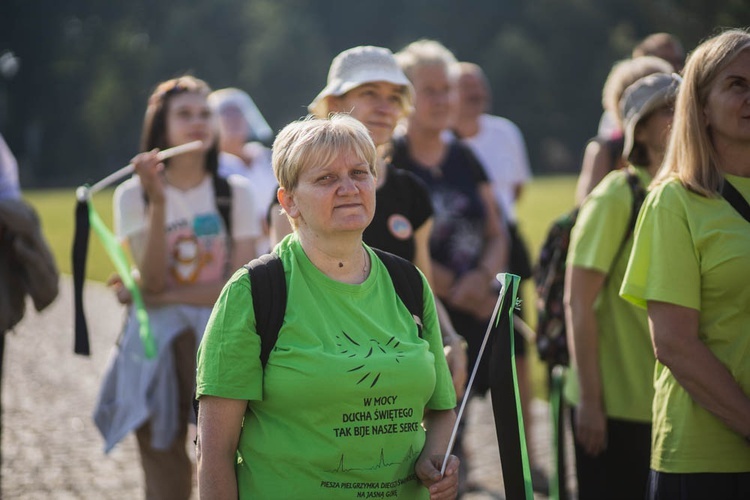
[243,249,425,367]
[244,253,287,367]
[372,248,424,338]
[721,179,750,223]
[213,174,232,238]
[624,167,647,233]
[608,167,647,271]
[606,136,625,169]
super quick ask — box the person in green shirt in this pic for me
[564,72,680,499]
[621,28,750,499]
[195,114,459,499]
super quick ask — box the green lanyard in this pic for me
[548,365,566,500]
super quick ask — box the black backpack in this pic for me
[533,169,646,367]
[247,247,424,367]
[193,247,425,419]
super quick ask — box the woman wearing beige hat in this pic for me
[271,45,468,399]
[621,29,750,499]
[564,71,679,500]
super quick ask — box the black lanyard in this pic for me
[721,179,750,223]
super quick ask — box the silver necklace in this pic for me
[361,246,369,279]
[336,247,369,279]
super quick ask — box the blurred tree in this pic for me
[2,0,749,186]
[239,0,330,131]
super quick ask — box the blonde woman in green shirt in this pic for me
[196,115,459,499]
[564,72,679,500]
[621,29,750,499]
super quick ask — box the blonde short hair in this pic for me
[601,56,674,125]
[272,114,378,193]
[395,39,459,82]
[654,28,750,197]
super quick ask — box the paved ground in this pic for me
[2,277,576,499]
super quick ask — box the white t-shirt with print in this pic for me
[114,172,260,288]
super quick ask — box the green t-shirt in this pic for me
[564,166,654,423]
[197,235,456,498]
[621,174,750,473]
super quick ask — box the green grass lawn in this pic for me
[24,175,577,398]
[26,187,118,284]
[26,175,577,283]
[515,175,577,398]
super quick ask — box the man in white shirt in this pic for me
[453,63,532,231]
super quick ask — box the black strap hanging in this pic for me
[72,198,91,355]
[488,274,534,499]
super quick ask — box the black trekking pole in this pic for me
[440,273,534,499]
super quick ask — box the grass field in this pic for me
[27,188,118,284]
[25,175,578,283]
[24,175,578,397]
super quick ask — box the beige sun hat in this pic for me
[308,46,413,117]
[620,72,681,162]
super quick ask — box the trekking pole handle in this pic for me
[77,140,203,201]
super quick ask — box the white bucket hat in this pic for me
[308,46,413,117]
[208,88,274,144]
[620,72,681,162]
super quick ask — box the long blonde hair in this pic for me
[654,28,750,197]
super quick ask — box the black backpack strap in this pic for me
[213,174,233,277]
[625,167,647,233]
[213,174,232,237]
[606,136,625,168]
[721,179,750,223]
[194,252,285,422]
[372,248,424,338]
[244,253,287,367]
[609,168,647,272]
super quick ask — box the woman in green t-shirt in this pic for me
[621,29,750,499]
[565,72,679,500]
[196,115,459,499]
